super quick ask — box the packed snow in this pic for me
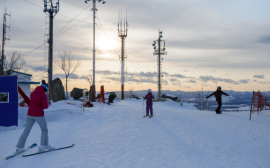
[0,99,269,168]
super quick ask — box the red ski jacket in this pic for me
[27,86,49,117]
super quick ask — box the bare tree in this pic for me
[54,51,81,99]
[195,86,209,111]
[3,51,27,76]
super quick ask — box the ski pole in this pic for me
[143,99,145,114]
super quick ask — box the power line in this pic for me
[63,0,85,9]
[32,71,46,78]
[96,55,120,69]
[96,17,120,56]
[17,35,44,41]
[54,5,90,36]
[128,58,143,72]
[23,0,92,24]
[55,14,92,37]
[24,0,42,9]
[126,67,145,90]
[57,14,92,24]
[128,57,152,71]
[24,42,46,57]
[22,4,91,57]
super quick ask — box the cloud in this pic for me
[170,74,186,78]
[199,76,239,85]
[253,74,265,79]
[130,72,157,78]
[28,66,45,72]
[258,81,270,84]
[170,78,178,82]
[184,79,197,83]
[53,73,87,80]
[127,77,156,84]
[170,78,181,86]
[256,35,270,44]
[238,79,250,84]
[96,70,118,75]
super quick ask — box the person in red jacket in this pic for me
[15,80,54,154]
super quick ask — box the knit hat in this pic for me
[41,80,49,92]
[148,89,152,92]
[217,86,221,89]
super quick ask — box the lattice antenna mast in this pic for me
[152,31,167,101]
[1,8,11,76]
[85,0,106,102]
[43,0,59,98]
[118,10,128,100]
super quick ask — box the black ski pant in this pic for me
[216,101,222,112]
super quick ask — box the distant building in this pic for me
[12,71,40,98]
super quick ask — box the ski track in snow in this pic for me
[0,99,270,168]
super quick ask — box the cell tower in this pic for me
[118,11,128,100]
[43,0,59,96]
[152,31,167,101]
[85,0,107,102]
[0,8,11,76]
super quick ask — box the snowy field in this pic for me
[0,99,269,168]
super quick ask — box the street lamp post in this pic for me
[84,0,106,102]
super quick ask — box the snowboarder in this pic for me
[206,86,229,114]
[143,89,155,117]
[15,80,54,154]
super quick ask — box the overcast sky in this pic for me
[1,0,270,92]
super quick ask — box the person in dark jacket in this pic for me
[143,89,155,117]
[15,80,53,154]
[206,86,229,113]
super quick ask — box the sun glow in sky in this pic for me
[1,0,270,92]
[97,37,118,52]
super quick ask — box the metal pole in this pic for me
[1,13,6,76]
[92,0,96,101]
[158,37,161,101]
[48,11,53,96]
[121,37,124,99]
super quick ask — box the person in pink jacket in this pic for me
[15,80,54,154]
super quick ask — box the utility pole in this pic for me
[152,31,167,101]
[0,8,10,76]
[84,0,106,102]
[43,0,59,97]
[118,11,128,100]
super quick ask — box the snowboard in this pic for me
[5,143,37,160]
[22,144,75,157]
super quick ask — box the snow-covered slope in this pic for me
[0,99,269,168]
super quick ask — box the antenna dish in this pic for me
[160,31,162,34]
[159,35,163,38]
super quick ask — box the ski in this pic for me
[22,144,75,157]
[5,143,37,160]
